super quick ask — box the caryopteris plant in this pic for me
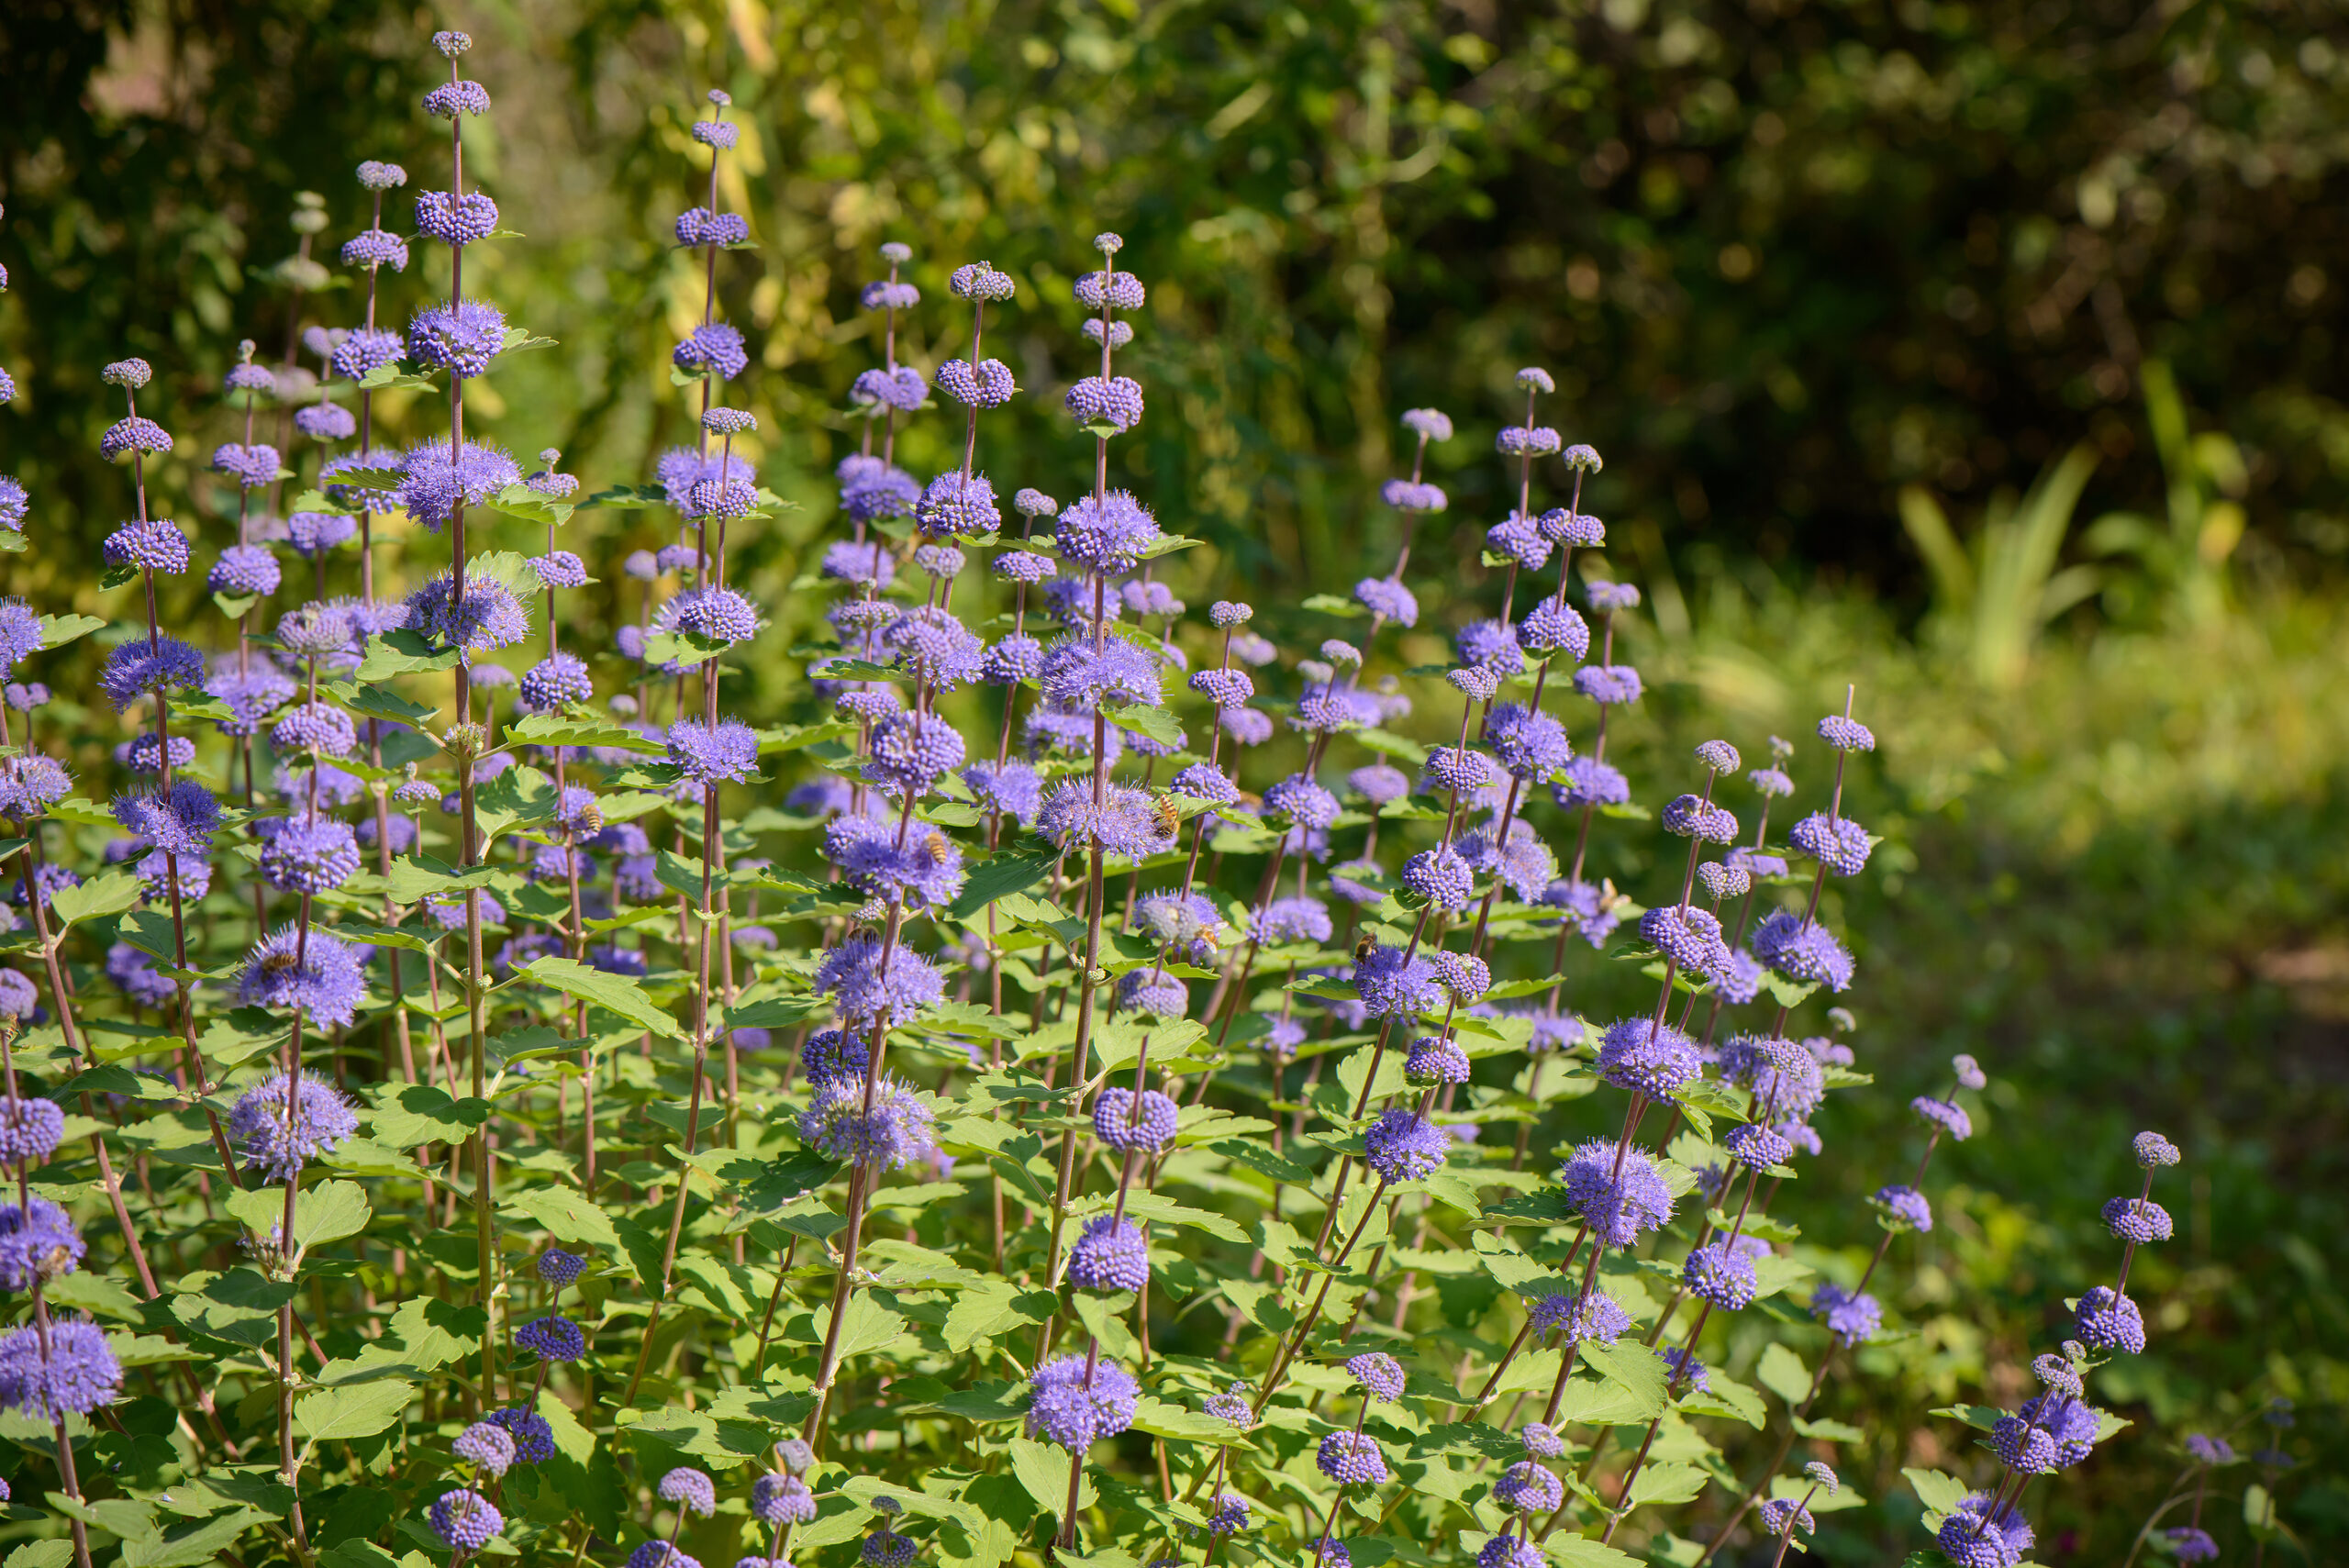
[0,28,2284,1568]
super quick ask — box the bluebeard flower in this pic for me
[106,943,173,1009]
[1817,714,1875,751]
[1545,757,1626,815]
[484,1407,554,1465]
[1365,1107,1449,1183]
[1355,944,1441,1016]
[1074,268,1145,310]
[816,937,943,1023]
[99,636,205,710]
[1683,1243,1759,1309]
[1455,618,1525,677]
[799,1075,938,1169]
[1039,634,1159,712]
[1724,1122,1794,1171]
[0,1196,82,1287]
[398,440,522,531]
[1055,491,1160,573]
[1597,1018,1703,1096]
[1574,664,1642,706]
[104,518,190,575]
[1065,374,1144,431]
[1809,1281,1880,1345]
[1661,794,1739,843]
[2076,1285,2146,1353]
[1752,909,1854,991]
[1354,574,1419,625]
[674,323,749,382]
[1424,746,1495,795]
[294,401,358,443]
[752,1473,817,1525]
[0,1320,120,1419]
[1697,861,1752,902]
[961,760,1042,824]
[1486,511,1550,570]
[454,1422,517,1475]
[1759,1496,1815,1540]
[407,298,507,375]
[851,364,927,412]
[209,442,282,489]
[117,735,194,775]
[1188,667,1253,708]
[1789,811,1871,876]
[2164,1528,2220,1564]
[1936,1494,2032,1568]
[1093,1087,1178,1152]
[1068,1215,1150,1291]
[863,1531,916,1568]
[516,1315,584,1362]
[674,207,750,247]
[518,652,594,710]
[1401,846,1475,912]
[1520,1423,1565,1459]
[207,543,285,597]
[1993,1394,2099,1472]
[1719,1035,1825,1120]
[0,478,24,534]
[665,717,761,784]
[864,711,967,795]
[658,1467,717,1518]
[1497,425,1563,457]
[2102,1195,2171,1243]
[2184,1433,2233,1465]
[101,416,173,462]
[1641,903,1731,975]
[916,471,1001,539]
[1561,1138,1675,1247]
[1405,1034,1471,1085]
[800,1029,873,1090]
[1318,1430,1388,1485]
[1038,782,1177,859]
[1910,1095,1973,1141]
[1025,1355,1139,1450]
[1494,1461,1563,1513]
[1728,846,1790,879]
[112,780,219,855]
[1253,896,1331,947]
[825,817,965,908]
[237,929,367,1029]
[2134,1129,2181,1167]
[1475,1535,1542,1568]
[535,1248,585,1288]
[228,1070,359,1179]
[258,817,361,895]
[1876,1184,1934,1231]
[429,1489,503,1551]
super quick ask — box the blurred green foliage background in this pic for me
[2,0,2346,1560]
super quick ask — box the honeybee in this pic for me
[1150,795,1181,837]
[1354,934,1376,963]
[258,947,304,975]
[918,831,952,865]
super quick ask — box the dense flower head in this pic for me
[1054,490,1161,573]
[2076,1284,2147,1353]
[1039,633,1159,712]
[1752,909,1855,991]
[517,1315,585,1362]
[1661,794,1740,843]
[0,478,24,535]
[1789,811,1872,876]
[407,297,507,377]
[1365,1107,1450,1183]
[1696,861,1752,902]
[916,471,1002,539]
[1074,268,1146,311]
[665,717,761,784]
[2184,1433,2234,1465]
[1170,762,1237,805]
[101,417,174,462]
[99,636,205,710]
[1318,1430,1388,1485]
[1454,618,1524,678]
[257,816,362,895]
[752,1473,817,1525]
[0,1098,63,1172]
[415,190,501,247]
[1494,1461,1563,1514]
[798,1075,938,1170]
[1910,1095,1973,1141]
[1403,1033,1473,1085]
[1640,903,1731,975]
[454,1421,517,1476]
[1093,1088,1178,1152]
[0,1196,83,1288]
[397,439,522,532]
[816,937,942,1023]
[0,1319,121,1419]
[2103,1195,2173,1244]
[2134,1129,2182,1167]
[656,1467,717,1518]
[1068,1215,1150,1292]
[484,1407,554,1465]
[1818,714,1875,751]
[228,1070,360,1179]
[1025,1355,1139,1450]
[105,517,191,574]
[1355,944,1441,1017]
[1038,782,1177,859]
[1574,663,1642,706]
[430,1489,503,1551]
[1475,1535,1542,1568]
[674,322,749,382]
[1346,1351,1406,1402]
[518,651,595,710]
[237,929,367,1029]
[1597,1018,1704,1097]
[1759,1497,1815,1540]
[1497,425,1563,456]
[852,364,926,412]
[1066,374,1144,431]
[1553,756,1630,811]
[1724,1121,1795,1171]
[1486,511,1551,570]
[112,779,220,855]
[2165,1528,2220,1563]
[1937,1494,2033,1568]
[1562,1138,1675,1246]
[1683,1243,1759,1309]
[1809,1281,1881,1345]
[1401,846,1475,911]
[674,206,751,247]
[210,542,286,595]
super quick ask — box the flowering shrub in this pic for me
[0,28,2305,1568]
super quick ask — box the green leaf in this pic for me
[120,1508,272,1568]
[295,1378,413,1441]
[1789,1416,1865,1442]
[498,1184,623,1252]
[1008,1438,1089,1522]
[1117,703,1184,750]
[523,948,681,1032]
[356,365,437,394]
[1544,1538,1644,1567]
[356,629,461,681]
[1581,1339,1670,1419]
[1902,1466,1971,1520]
[48,868,142,929]
[39,614,108,651]
[327,680,439,726]
[944,844,1061,920]
[642,630,729,669]
[290,1179,372,1251]
[1754,1343,1810,1407]
[1626,1461,1708,1507]
[371,1083,491,1147]
[212,592,260,620]
[485,482,573,528]
[507,711,664,753]
[0,532,25,554]
[1300,592,1366,618]
[581,484,669,510]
